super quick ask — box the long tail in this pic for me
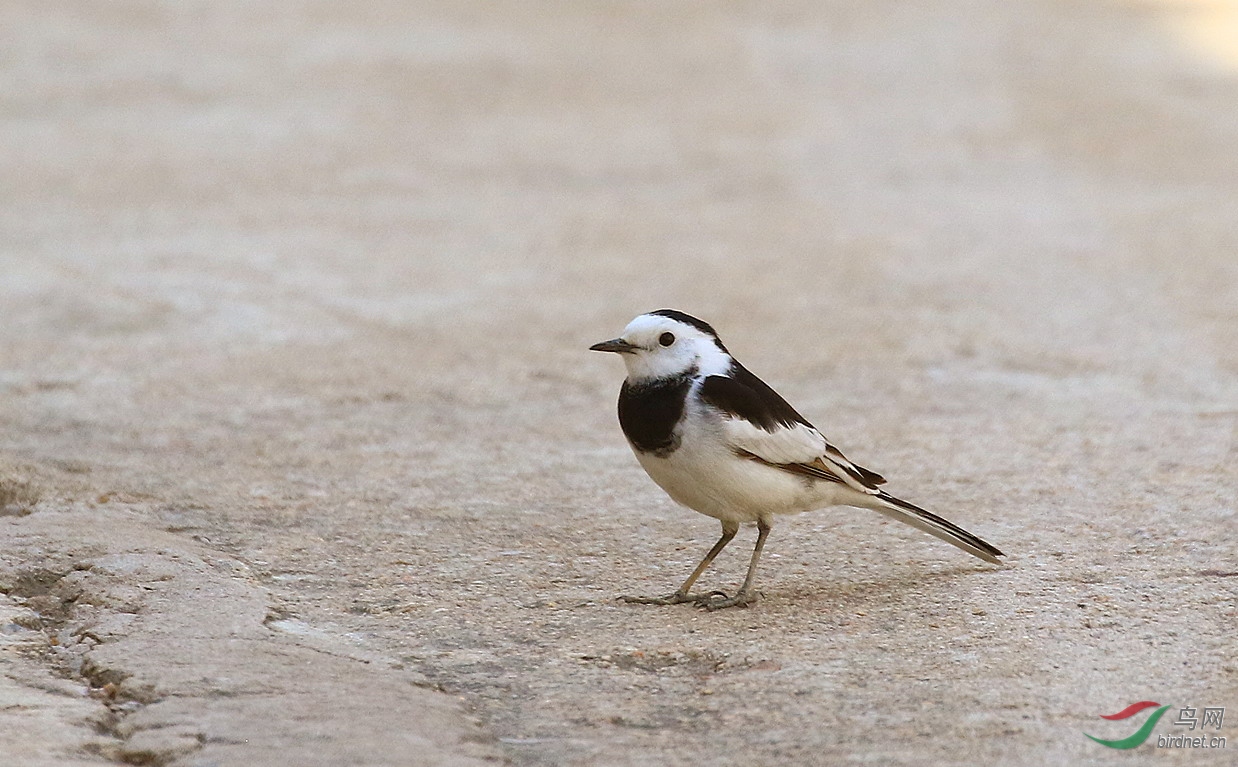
[864,491,1004,564]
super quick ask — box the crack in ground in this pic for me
[1,565,199,766]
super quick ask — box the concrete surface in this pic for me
[2,1,1235,765]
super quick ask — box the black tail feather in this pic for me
[873,491,1005,564]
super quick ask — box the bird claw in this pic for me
[619,589,761,610]
[693,589,760,611]
[619,592,697,606]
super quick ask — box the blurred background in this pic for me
[2,2,1235,765]
[4,1,1235,371]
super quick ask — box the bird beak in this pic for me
[589,338,639,354]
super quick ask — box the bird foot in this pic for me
[620,591,706,606]
[693,589,760,611]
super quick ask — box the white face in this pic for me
[595,314,731,382]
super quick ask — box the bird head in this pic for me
[590,309,732,383]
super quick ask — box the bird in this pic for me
[590,309,1004,610]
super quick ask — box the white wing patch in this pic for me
[719,416,880,495]
[721,417,824,465]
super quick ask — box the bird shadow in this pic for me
[766,562,996,611]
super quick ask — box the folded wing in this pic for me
[698,366,885,494]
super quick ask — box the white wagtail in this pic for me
[590,309,1004,610]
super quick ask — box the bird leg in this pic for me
[695,519,770,611]
[621,522,738,605]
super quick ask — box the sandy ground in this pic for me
[2,1,1236,765]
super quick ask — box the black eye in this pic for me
[659,332,675,347]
